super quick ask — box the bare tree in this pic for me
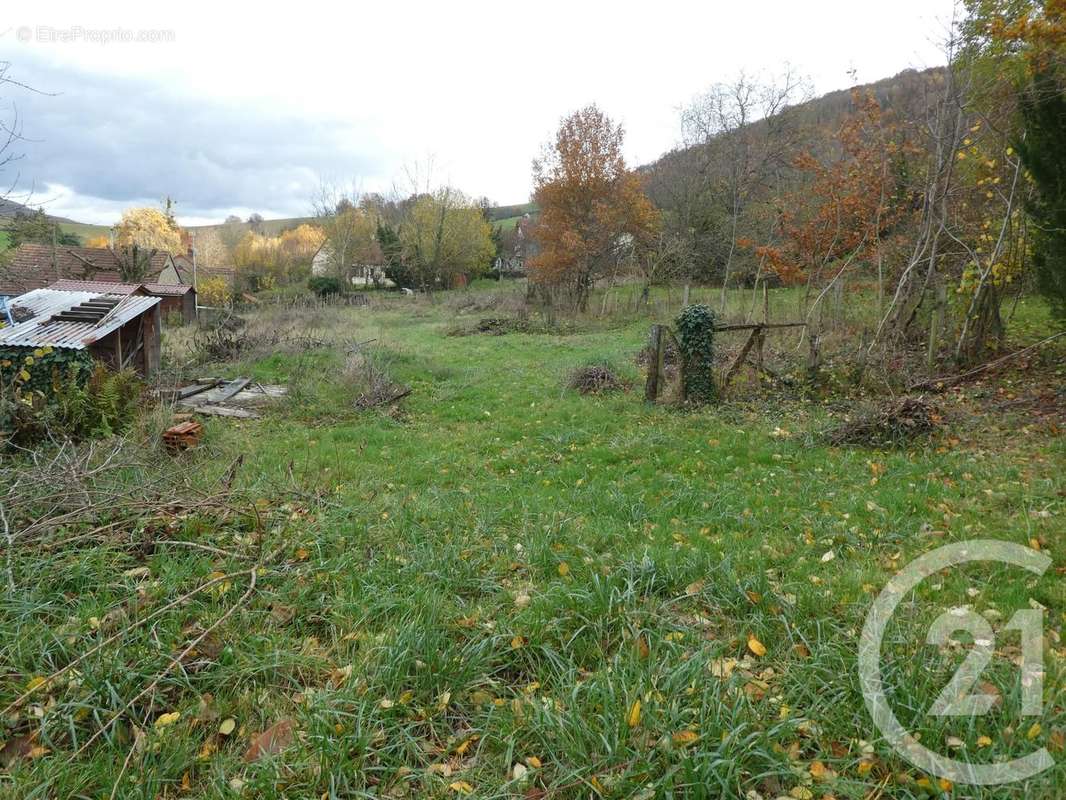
[0,61,30,205]
[636,232,694,303]
[679,68,811,306]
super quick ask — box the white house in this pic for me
[311,242,394,287]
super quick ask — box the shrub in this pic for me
[52,363,143,438]
[308,276,344,297]
[344,348,409,410]
[199,276,233,307]
[0,348,142,444]
[674,304,718,404]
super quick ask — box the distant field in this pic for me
[487,201,535,222]
[187,216,315,238]
[494,215,523,231]
[0,231,9,251]
[58,221,110,242]
[26,203,532,248]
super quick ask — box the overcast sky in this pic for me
[1,1,958,226]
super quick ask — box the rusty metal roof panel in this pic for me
[6,288,98,319]
[0,290,161,349]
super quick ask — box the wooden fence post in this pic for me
[927,282,946,371]
[807,331,821,384]
[645,324,664,403]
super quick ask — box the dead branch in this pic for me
[909,330,1066,391]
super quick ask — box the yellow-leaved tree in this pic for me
[279,224,326,280]
[113,207,183,281]
[198,276,232,308]
[400,189,495,290]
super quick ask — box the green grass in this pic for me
[0,230,9,251]
[187,217,316,238]
[493,215,523,232]
[57,221,110,242]
[0,286,1062,798]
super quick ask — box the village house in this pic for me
[0,243,188,300]
[311,242,394,287]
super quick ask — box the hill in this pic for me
[641,66,945,188]
[0,197,76,223]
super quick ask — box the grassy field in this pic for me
[57,221,111,242]
[1,285,1062,798]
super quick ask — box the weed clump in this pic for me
[824,395,941,447]
[344,348,410,410]
[567,362,625,395]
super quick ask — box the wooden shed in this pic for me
[47,279,196,325]
[0,288,162,377]
[144,283,197,323]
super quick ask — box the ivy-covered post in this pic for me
[674,304,718,405]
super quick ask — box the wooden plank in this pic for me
[644,324,664,403]
[212,377,252,404]
[722,327,761,389]
[176,380,221,400]
[713,322,807,332]
[186,404,260,419]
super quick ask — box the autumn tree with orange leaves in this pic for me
[753,91,912,311]
[530,106,660,310]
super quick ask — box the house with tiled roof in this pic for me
[171,251,237,290]
[0,243,185,298]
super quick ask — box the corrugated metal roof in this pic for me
[0,289,161,349]
[8,288,99,319]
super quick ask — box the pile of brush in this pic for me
[567,363,625,395]
[824,395,941,447]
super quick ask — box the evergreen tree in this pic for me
[376,221,412,289]
[6,208,81,248]
[1017,70,1066,321]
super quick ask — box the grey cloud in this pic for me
[3,54,390,220]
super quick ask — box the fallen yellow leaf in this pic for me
[557,562,570,577]
[1027,722,1042,740]
[154,711,181,730]
[448,780,473,794]
[747,636,767,657]
[219,718,236,736]
[672,730,699,746]
[627,699,642,728]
